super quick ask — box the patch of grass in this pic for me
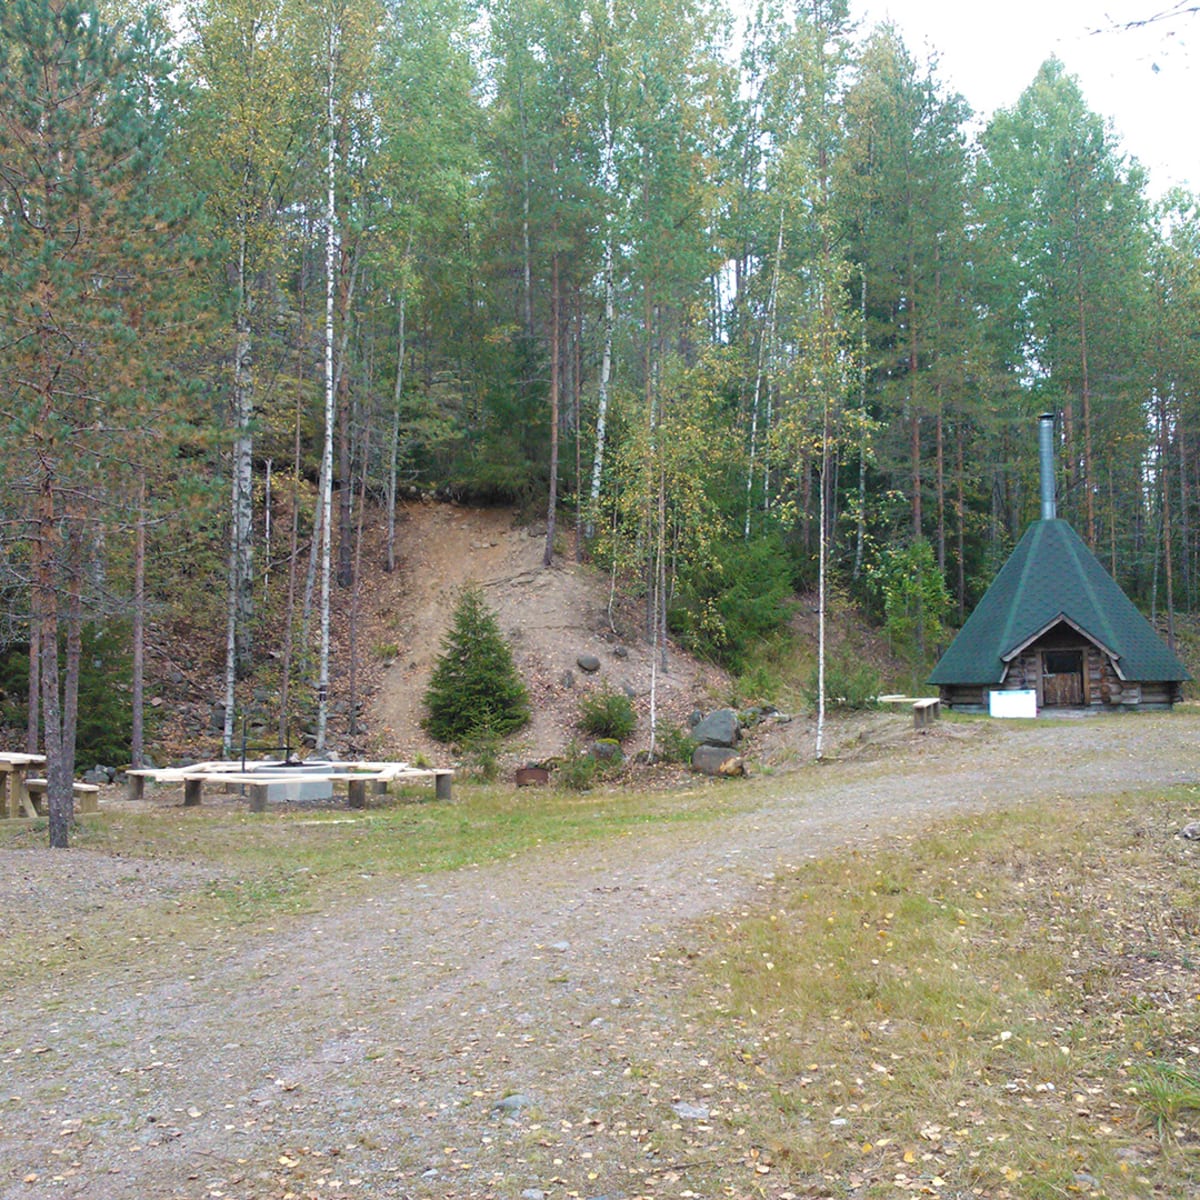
[681,788,1200,1197]
[0,780,743,986]
[1135,1062,1200,1139]
[578,685,637,741]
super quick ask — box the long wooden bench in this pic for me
[913,697,941,730]
[126,762,453,810]
[24,778,101,816]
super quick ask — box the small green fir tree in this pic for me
[423,586,530,743]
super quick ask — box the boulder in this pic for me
[577,653,601,673]
[590,739,623,763]
[692,708,740,747]
[691,744,745,776]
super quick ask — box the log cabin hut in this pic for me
[929,414,1191,712]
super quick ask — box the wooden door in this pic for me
[1042,651,1083,706]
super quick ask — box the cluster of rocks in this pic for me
[686,704,791,776]
[81,764,123,785]
[687,708,745,776]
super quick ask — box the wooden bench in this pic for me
[913,697,941,730]
[125,762,453,810]
[24,778,101,816]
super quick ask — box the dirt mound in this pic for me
[370,500,728,765]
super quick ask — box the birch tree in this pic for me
[182,0,308,753]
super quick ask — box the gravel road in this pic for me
[2,712,1198,1200]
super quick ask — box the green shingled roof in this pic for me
[929,519,1191,686]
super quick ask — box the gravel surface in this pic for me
[2,711,1199,1200]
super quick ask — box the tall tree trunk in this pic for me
[223,225,255,756]
[935,405,945,572]
[131,481,146,769]
[1076,261,1096,547]
[278,265,308,751]
[909,325,922,541]
[1180,413,1193,610]
[335,247,361,589]
[386,237,412,574]
[955,418,967,623]
[853,273,868,581]
[544,255,561,568]
[585,165,614,535]
[231,230,255,673]
[746,206,784,540]
[316,16,338,755]
[349,420,371,739]
[573,287,584,562]
[1159,392,1176,648]
[26,606,39,756]
[34,480,70,848]
[62,524,83,781]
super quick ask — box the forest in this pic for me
[2,0,1198,844]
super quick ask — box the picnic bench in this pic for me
[0,754,104,818]
[913,697,941,729]
[24,778,101,816]
[126,759,453,810]
[0,752,46,819]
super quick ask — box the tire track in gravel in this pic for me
[2,713,1198,1199]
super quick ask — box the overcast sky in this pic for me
[851,0,1197,197]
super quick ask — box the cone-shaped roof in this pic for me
[929,519,1191,686]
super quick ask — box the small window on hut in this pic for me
[1043,650,1082,675]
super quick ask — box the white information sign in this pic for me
[988,689,1037,719]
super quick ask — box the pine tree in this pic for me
[0,0,196,846]
[423,586,529,743]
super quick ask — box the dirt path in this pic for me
[2,713,1199,1200]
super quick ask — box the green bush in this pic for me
[556,742,598,791]
[423,586,529,743]
[460,725,502,781]
[668,533,796,671]
[804,652,881,712]
[578,685,636,741]
[655,723,697,765]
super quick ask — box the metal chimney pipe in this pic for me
[1038,412,1057,521]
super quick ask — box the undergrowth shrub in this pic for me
[423,586,529,743]
[557,741,598,791]
[668,533,796,671]
[804,652,881,711]
[655,724,697,765]
[460,725,502,781]
[578,686,636,741]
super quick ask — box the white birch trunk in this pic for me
[385,241,411,573]
[587,70,617,537]
[315,16,338,756]
[223,226,255,755]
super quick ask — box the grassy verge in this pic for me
[0,780,737,985]
[683,786,1200,1198]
